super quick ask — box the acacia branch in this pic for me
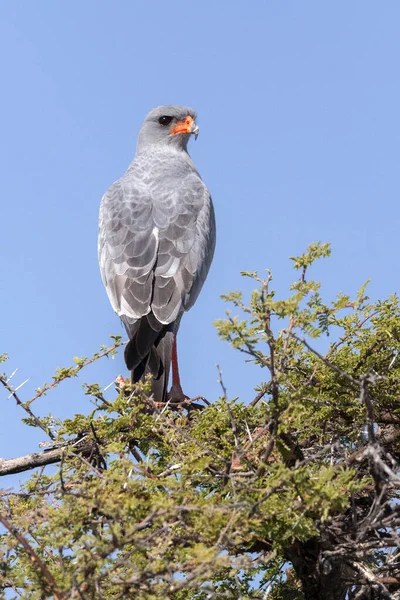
[26,338,127,407]
[0,511,64,599]
[288,331,359,386]
[0,439,99,476]
[0,376,55,440]
[0,394,211,477]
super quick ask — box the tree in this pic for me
[1,242,399,600]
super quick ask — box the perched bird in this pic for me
[98,105,216,402]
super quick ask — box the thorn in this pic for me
[6,368,18,384]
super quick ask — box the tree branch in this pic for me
[0,439,99,476]
[0,375,55,440]
[0,511,64,599]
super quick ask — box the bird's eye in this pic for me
[158,115,173,126]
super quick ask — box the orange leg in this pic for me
[171,335,181,388]
[169,335,187,401]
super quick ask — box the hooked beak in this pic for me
[191,124,199,140]
[170,115,199,140]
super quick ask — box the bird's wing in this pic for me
[151,172,216,323]
[98,169,215,330]
[98,178,157,323]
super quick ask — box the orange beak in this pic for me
[170,115,199,139]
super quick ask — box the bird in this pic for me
[98,105,216,402]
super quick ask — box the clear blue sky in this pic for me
[1,1,400,477]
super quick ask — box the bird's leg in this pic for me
[168,335,188,402]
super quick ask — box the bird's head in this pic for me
[136,105,199,153]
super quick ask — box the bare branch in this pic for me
[0,438,99,476]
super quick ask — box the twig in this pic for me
[189,395,211,405]
[359,372,379,445]
[288,331,358,386]
[249,384,269,408]
[256,417,279,478]
[216,364,228,399]
[0,511,64,599]
[0,376,55,440]
[26,339,127,407]
[348,561,393,599]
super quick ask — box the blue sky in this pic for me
[1,1,400,479]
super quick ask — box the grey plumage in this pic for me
[98,105,215,400]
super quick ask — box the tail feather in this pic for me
[145,330,174,402]
[123,313,164,371]
[132,345,160,383]
[123,314,174,402]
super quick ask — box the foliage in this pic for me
[1,243,400,599]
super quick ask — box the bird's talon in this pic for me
[167,383,189,404]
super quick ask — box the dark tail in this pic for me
[145,329,174,402]
[123,314,174,402]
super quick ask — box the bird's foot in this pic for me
[167,382,189,404]
[166,386,209,413]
